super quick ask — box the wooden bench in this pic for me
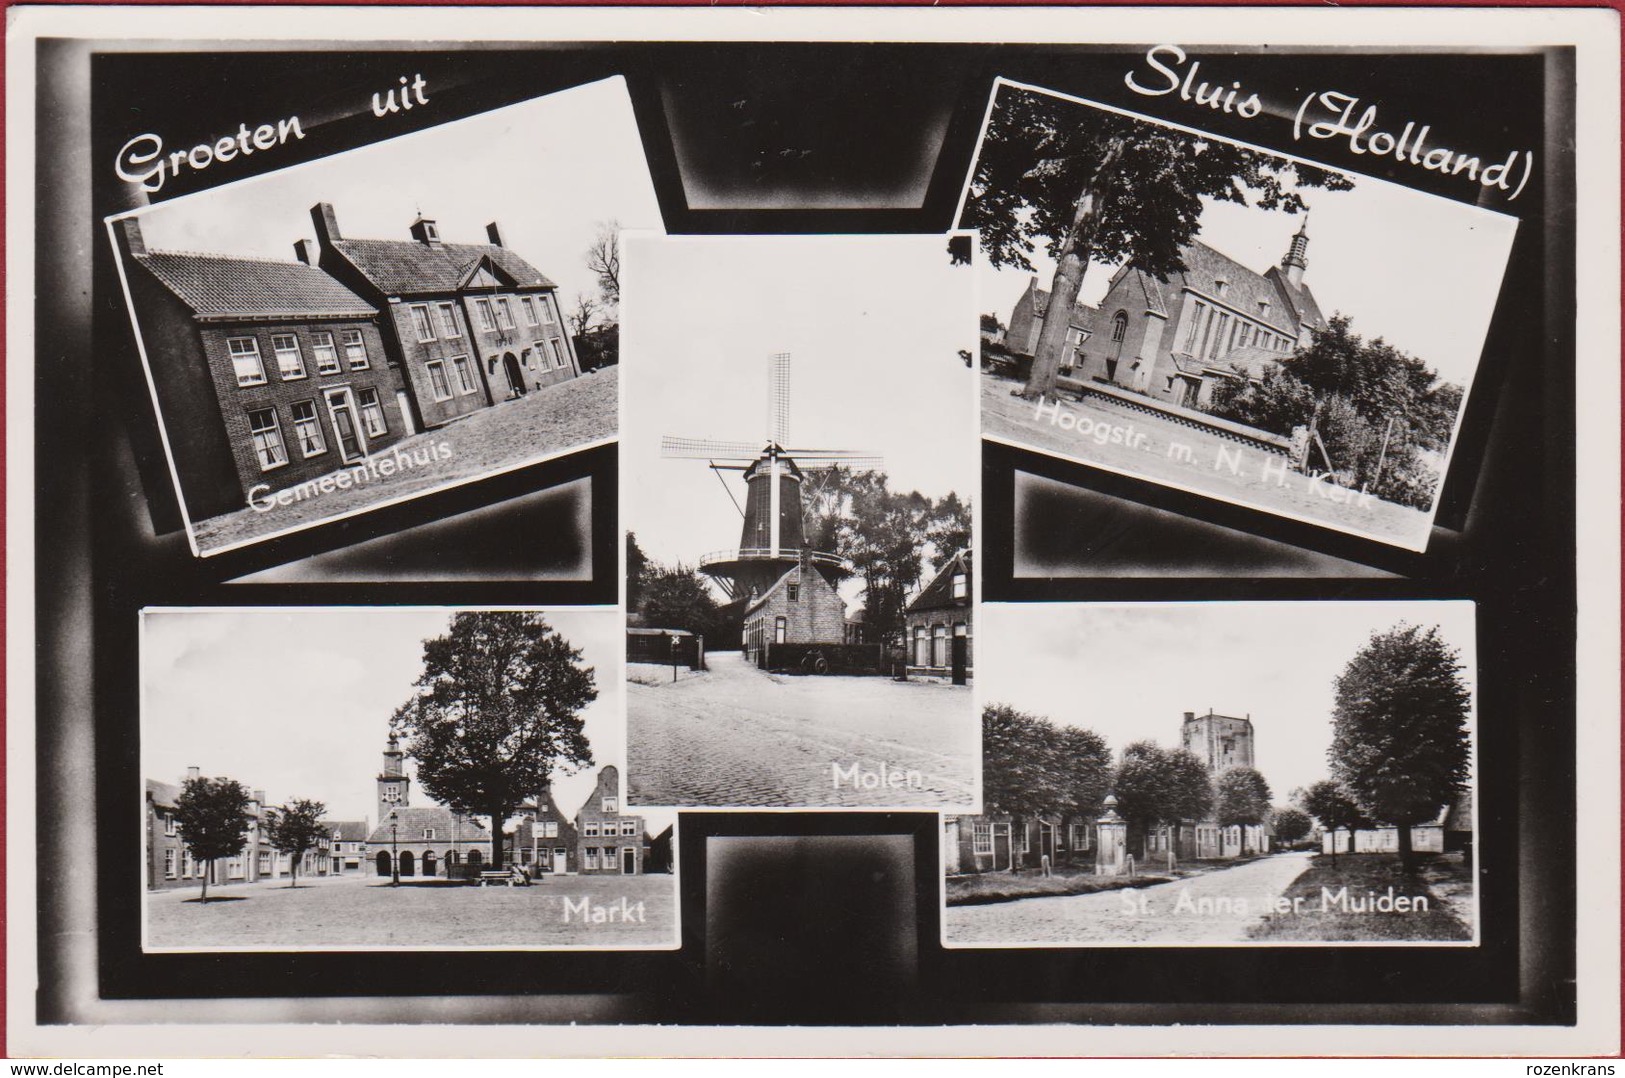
[477,870,531,887]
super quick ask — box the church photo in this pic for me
[962,80,1518,553]
[139,607,678,951]
[619,233,979,810]
[944,601,1478,947]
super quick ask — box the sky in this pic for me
[977,601,1478,803]
[141,608,672,834]
[968,89,1519,390]
[125,77,663,313]
[620,233,979,603]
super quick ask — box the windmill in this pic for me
[662,352,882,603]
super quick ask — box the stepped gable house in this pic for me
[903,550,972,680]
[367,733,491,878]
[310,202,581,432]
[1009,220,1328,409]
[114,217,405,520]
[575,765,651,875]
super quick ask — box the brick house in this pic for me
[903,551,972,680]
[114,217,408,521]
[1009,220,1327,409]
[509,787,579,875]
[146,769,332,890]
[310,203,580,433]
[575,765,651,875]
[742,563,848,667]
[326,820,370,875]
[943,813,1095,875]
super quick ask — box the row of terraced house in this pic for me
[113,203,583,520]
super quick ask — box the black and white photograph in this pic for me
[944,601,1478,947]
[620,233,979,810]
[109,76,659,557]
[964,79,1518,553]
[140,607,678,950]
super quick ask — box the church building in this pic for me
[1009,220,1328,410]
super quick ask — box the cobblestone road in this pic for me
[627,652,977,808]
[946,851,1315,945]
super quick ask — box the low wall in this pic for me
[1057,376,1294,456]
[765,642,884,675]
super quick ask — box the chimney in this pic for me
[186,766,200,781]
[114,217,147,258]
[1183,712,1194,723]
[310,202,342,244]
[293,239,317,265]
[485,222,505,247]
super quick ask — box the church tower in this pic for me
[377,732,410,821]
[1180,710,1256,774]
[1280,216,1310,288]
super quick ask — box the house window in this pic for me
[341,329,370,369]
[290,400,327,457]
[549,339,567,369]
[621,820,638,836]
[425,360,453,401]
[474,299,496,332]
[495,298,515,329]
[584,822,600,837]
[1020,825,1031,854]
[163,849,176,878]
[248,408,287,470]
[1110,312,1128,343]
[787,583,800,602]
[311,331,341,374]
[972,821,992,855]
[539,296,558,326]
[932,624,948,667]
[521,297,539,325]
[357,388,388,437]
[257,851,270,873]
[229,336,266,386]
[603,797,619,813]
[542,821,558,838]
[952,571,967,600]
[586,848,601,870]
[1070,823,1089,851]
[437,302,462,338]
[452,355,477,395]
[775,616,787,644]
[271,334,306,379]
[423,829,435,840]
[410,304,436,342]
[164,813,177,837]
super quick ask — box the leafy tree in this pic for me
[1301,778,1370,866]
[1272,806,1312,847]
[1329,624,1471,873]
[1112,742,1213,857]
[961,84,1351,400]
[640,562,725,643]
[924,491,972,571]
[1052,725,1113,824]
[392,612,596,870]
[585,220,621,308]
[173,776,254,903]
[981,704,1066,823]
[626,532,652,614]
[1213,767,1273,854]
[264,798,328,888]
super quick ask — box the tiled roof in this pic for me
[146,778,183,807]
[135,251,377,321]
[1202,344,1280,381]
[328,238,557,298]
[1265,266,1326,330]
[906,550,971,615]
[325,820,370,842]
[365,806,487,844]
[1029,285,1098,329]
[1149,241,1298,339]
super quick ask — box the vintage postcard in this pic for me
[963,79,1517,554]
[944,601,1478,948]
[140,607,678,951]
[108,76,659,557]
[620,233,980,810]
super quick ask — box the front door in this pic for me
[502,352,526,397]
[992,822,1012,872]
[622,848,636,874]
[553,848,567,874]
[324,388,366,461]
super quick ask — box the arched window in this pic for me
[1110,312,1128,344]
[468,849,484,866]
[399,851,415,877]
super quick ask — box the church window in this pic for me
[1110,311,1128,344]
[1183,303,1206,351]
[1208,313,1230,360]
[1237,324,1252,349]
[972,821,992,855]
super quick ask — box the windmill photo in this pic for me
[661,352,882,604]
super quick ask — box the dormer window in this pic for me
[422,829,435,840]
[1257,300,1270,316]
[952,572,967,600]
[1214,279,1229,297]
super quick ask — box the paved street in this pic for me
[946,851,1315,945]
[146,869,676,949]
[194,367,617,553]
[627,652,976,808]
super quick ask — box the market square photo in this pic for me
[141,607,678,951]
[962,80,1518,552]
[944,601,1478,947]
[620,233,980,810]
[108,76,660,557]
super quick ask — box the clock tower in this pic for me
[377,732,410,821]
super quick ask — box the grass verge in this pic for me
[1245,852,1472,941]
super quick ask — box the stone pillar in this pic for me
[1095,794,1129,877]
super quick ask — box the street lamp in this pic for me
[388,809,400,887]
